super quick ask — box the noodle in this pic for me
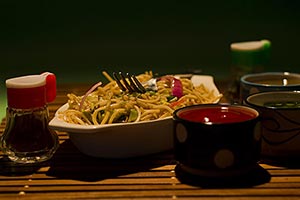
[58,71,223,125]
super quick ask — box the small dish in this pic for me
[49,75,221,158]
[240,72,300,103]
[245,91,300,161]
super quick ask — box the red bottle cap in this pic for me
[6,72,57,109]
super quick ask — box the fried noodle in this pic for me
[58,71,222,125]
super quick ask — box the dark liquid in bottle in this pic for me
[1,107,58,163]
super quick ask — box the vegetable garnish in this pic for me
[171,78,183,98]
[159,75,183,98]
[169,97,186,109]
[79,82,102,111]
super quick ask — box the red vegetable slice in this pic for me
[172,77,183,98]
[169,97,186,109]
[159,75,183,98]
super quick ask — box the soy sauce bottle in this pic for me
[0,72,59,163]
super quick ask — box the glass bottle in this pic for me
[0,72,59,163]
[226,39,271,103]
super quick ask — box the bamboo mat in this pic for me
[0,83,300,200]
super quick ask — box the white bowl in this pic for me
[49,75,221,158]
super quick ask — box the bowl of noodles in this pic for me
[49,72,222,158]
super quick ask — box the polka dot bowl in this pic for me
[173,104,261,178]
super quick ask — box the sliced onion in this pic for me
[79,81,102,111]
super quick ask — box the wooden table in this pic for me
[1,83,300,200]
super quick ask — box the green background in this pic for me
[1,0,300,118]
